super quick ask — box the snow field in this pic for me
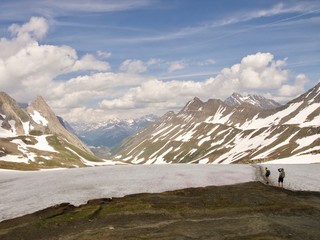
[0,164,319,223]
[260,164,320,192]
[0,164,255,222]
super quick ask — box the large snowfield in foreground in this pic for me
[0,164,319,222]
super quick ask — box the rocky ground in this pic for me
[0,181,319,240]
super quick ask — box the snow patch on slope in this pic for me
[285,103,319,126]
[242,102,302,130]
[30,111,48,126]
[0,120,17,137]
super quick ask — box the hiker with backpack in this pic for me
[278,168,285,188]
[265,167,271,184]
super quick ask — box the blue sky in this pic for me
[0,0,319,121]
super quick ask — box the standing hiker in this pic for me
[278,168,285,188]
[265,167,271,184]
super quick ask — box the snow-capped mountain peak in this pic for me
[115,82,320,164]
[181,97,204,112]
[224,92,282,109]
[0,92,101,170]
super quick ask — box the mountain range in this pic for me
[1,82,319,169]
[68,115,159,148]
[114,83,320,164]
[67,93,278,153]
[0,92,103,170]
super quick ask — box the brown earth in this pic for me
[0,182,319,240]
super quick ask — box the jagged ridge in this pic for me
[114,83,320,164]
[0,93,102,170]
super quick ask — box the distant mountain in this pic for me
[224,92,282,109]
[0,92,103,170]
[70,114,159,149]
[114,83,320,164]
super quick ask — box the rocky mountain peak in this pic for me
[0,92,30,134]
[28,96,55,116]
[115,82,320,164]
[224,92,281,109]
[0,92,100,170]
[181,97,204,112]
[26,96,93,154]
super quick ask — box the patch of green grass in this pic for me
[65,142,102,162]
[36,205,101,228]
[0,161,39,171]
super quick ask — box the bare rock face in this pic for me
[0,92,96,170]
[27,96,93,154]
[0,92,31,135]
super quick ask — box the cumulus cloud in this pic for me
[210,52,290,96]
[119,59,147,73]
[9,16,48,40]
[99,52,307,118]
[0,17,310,122]
[49,72,146,109]
[277,74,308,97]
[168,60,187,73]
[99,78,204,111]
[72,54,110,71]
[0,17,110,103]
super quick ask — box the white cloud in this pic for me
[48,72,145,109]
[0,17,110,103]
[147,58,161,65]
[119,59,147,73]
[212,52,289,94]
[99,52,308,119]
[60,106,118,123]
[277,74,308,97]
[0,17,310,122]
[8,16,48,40]
[168,60,187,73]
[72,54,110,71]
[97,50,112,59]
[99,78,204,112]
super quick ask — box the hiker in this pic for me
[265,167,271,184]
[278,168,285,188]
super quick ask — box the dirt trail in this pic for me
[1,181,319,240]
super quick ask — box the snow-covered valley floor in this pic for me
[0,164,319,222]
